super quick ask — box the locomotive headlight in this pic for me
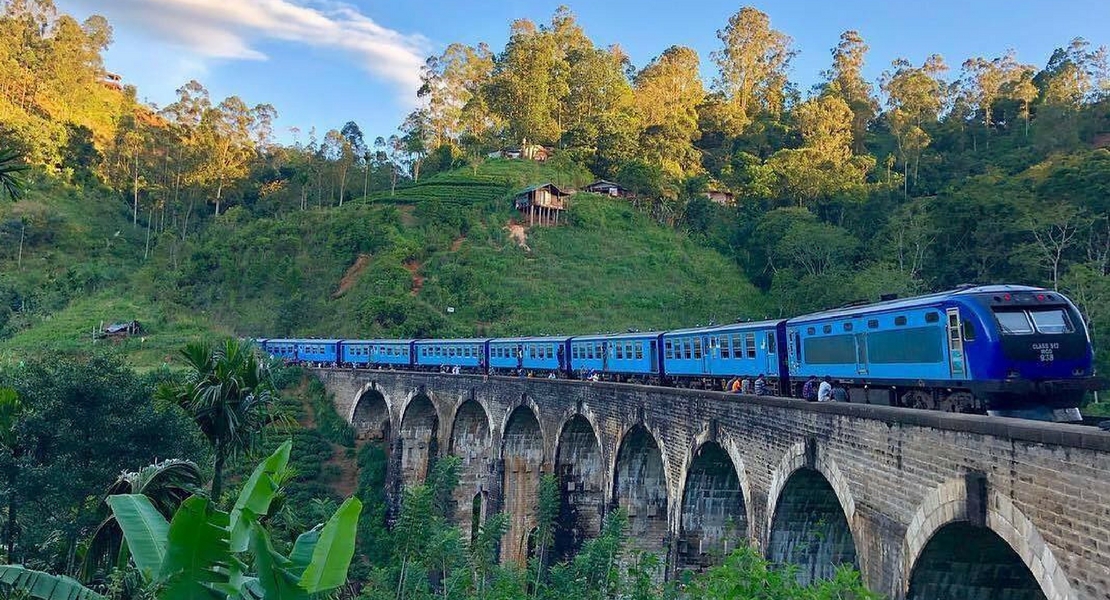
[1073,368,1086,376]
[1007,369,1020,378]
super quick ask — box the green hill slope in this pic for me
[0,160,767,367]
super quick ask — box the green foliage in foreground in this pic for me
[0,440,362,600]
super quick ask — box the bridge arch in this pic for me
[552,411,605,563]
[398,390,440,489]
[766,441,859,585]
[675,429,752,572]
[449,397,493,533]
[500,401,546,565]
[611,421,671,561]
[349,383,393,441]
[903,478,1071,600]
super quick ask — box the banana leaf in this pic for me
[230,440,292,552]
[158,496,234,600]
[105,494,169,580]
[298,497,362,593]
[0,565,106,600]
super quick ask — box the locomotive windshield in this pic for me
[1028,308,1073,334]
[993,308,1073,335]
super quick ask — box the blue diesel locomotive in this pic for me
[258,285,1104,422]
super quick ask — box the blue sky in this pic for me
[60,0,1109,144]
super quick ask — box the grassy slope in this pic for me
[0,159,766,366]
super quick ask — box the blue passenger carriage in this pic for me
[260,338,340,365]
[662,321,786,391]
[341,339,415,368]
[488,336,571,375]
[569,332,662,381]
[414,338,490,372]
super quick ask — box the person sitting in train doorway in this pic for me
[802,375,819,402]
[725,377,737,392]
[753,374,767,395]
[818,376,834,402]
[740,377,752,394]
[730,377,742,393]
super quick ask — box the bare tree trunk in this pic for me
[363,164,369,200]
[215,182,223,216]
[17,221,24,269]
[144,204,153,260]
[132,152,140,227]
[182,193,194,241]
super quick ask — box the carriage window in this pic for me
[626,342,633,358]
[635,343,644,360]
[732,335,744,358]
[1029,309,1073,334]
[684,340,693,360]
[529,346,537,358]
[995,310,1034,334]
[868,319,879,329]
[745,334,756,358]
[867,327,944,364]
[822,324,832,334]
[843,323,853,331]
[807,327,816,335]
[665,340,674,359]
[962,320,977,341]
[925,312,940,323]
[803,334,857,364]
[894,316,908,326]
[767,332,777,354]
[616,344,624,359]
[693,338,702,359]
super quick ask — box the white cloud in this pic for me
[73,0,429,101]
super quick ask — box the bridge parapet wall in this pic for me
[314,368,1110,600]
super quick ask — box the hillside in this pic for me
[0,159,766,367]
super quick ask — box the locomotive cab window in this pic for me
[925,312,940,323]
[894,316,907,326]
[1029,309,1073,334]
[995,310,1034,334]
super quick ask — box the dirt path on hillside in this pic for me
[333,254,371,298]
[450,234,466,251]
[505,220,530,251]
[404,259,425,295]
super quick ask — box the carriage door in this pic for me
[787,329,799,370]
[946,308,967,378]
[765,332,778,374]
[855,333,869,375]
[649,340,658,373]
[703,335,713,375]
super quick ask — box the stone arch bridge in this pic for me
[315,368,1110,600]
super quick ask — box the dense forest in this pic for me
[0,1,1108,598]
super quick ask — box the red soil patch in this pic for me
[404,259,425,296]
[450,234,466,251]
[505,219,531,251]
[333,254,371,298]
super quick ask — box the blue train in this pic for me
[257,285,1104,422]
